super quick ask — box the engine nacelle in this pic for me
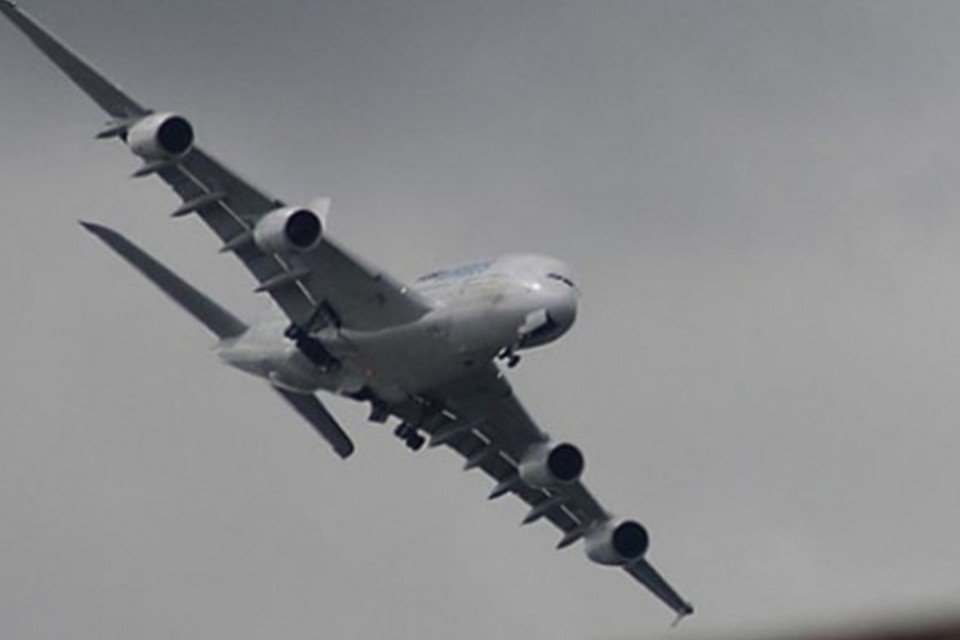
[518,441,584,488]
[584,519,649,566]
[253,204,326,254]
[127,112,195,160]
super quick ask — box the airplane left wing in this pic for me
[389,364,695,620]
[0,0,429,332]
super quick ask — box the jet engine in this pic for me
[518,441,584,488]
[126,112,195,160]
[584,519,649,565]
[253,204,326,254]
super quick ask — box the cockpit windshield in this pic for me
[546,272,577,289]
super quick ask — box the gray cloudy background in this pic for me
[2,1,960,638]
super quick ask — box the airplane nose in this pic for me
[545,283,578,334]
[556,292,577,330]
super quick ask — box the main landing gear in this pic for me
[394,422,425,451]
[368,400,390,424]
[364,396,427,451]
[497,347,521,369]
[284,324,340,373]
[359,394,426,452]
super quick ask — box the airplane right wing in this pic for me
[0,0,430,333]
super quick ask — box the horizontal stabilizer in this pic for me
[275,389,355,459]
[81,222,247,339]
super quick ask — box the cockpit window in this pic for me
[547,273,577,289]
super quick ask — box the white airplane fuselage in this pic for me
[217,254,579,402]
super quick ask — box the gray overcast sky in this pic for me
[3,1,960,638]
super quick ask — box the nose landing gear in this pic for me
[497,347,521,369]
[394,422,425,451]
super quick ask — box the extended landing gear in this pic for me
[497,347,521,369]
[284,324,340,373]
[357,393,424,451]
[368,400,390,424]
[394,422,425,451]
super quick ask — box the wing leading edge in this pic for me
[0,0,429,332]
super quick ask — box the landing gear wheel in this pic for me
[369,401,390,423]
[406,434,426,451]
[394,422,424,451]
[498,347,521,369]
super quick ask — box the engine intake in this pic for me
[254,204,326,254]
[127,112,195,160]
[584,519,649,565]
[519,441,584,488]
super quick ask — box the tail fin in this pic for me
[82,222,247,339]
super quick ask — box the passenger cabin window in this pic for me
[416,260,494,283]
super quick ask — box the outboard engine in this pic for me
[126,112,195,160]
[584,519,649,565]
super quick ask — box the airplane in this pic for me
[1,0,693,621]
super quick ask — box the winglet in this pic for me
[672,605,694,627]
[310,197,332,225]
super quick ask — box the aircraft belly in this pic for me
[220,277,538,402]
[336,315,461,397]
[216,321,362,396]
[337,299,524,398]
